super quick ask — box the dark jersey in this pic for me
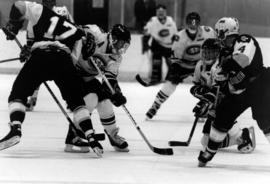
[20,1,84,49]
[227,34,265,94]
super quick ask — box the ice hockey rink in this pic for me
[1,33,270,184]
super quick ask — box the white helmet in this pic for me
[215,17,239,40]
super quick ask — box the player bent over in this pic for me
[0,1,103,156]
[191,38,255,154]
[145,12,216,120]
[21,0,75,111]
[65,24,130,152]
[198,17,270,167]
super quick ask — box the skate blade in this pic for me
[113,146,129,152]
[0,136,20,151]
[92,147,103,157]
[249,126,256,151]
[64,144,90,153]
[198,161,207,167]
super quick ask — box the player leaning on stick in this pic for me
[191,38,255,153]
[21,0,74,111]
[145,12,216,120]
[0,1,103,156]
[198,17,270,167]
[65,24,131,153]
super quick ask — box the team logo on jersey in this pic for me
[158,29,170,37]
[186,45,201,55]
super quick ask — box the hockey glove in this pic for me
[193,100,210,117]
[87,132,104,157]
[110,91,127,107]
[2,21,22,40]
[82,32,96,60]
[20,45,31,63]
[2,4,24,40]
[202,91,216,104]
[190,85,210,99]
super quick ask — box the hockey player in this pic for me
[198,17,270,167]
[65,24,130,152]
[23,0,74,111]
[191,38,255,153]
[141,4,177,85]
[145,12,216,120]
[0,1,103,156]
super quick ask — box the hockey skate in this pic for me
[64,126,90,153]
[237,126,256,153]
[26,97,37,111]
[197,149,216,167]
[105,127,129,152]
[0,122,21,151]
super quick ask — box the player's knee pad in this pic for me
[97,100,114,118]
[73,106,92,130]
[160,81,177,96]
[84,93,98,112]
[201,134,209,148]
[9,100,26,122]
[209,126,227,142]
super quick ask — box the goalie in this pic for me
[191,38,255,153]
[140,4,177,85]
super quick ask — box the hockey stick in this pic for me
[88,56,173,155]
[43,82,105,141]
[0,57,20,64]
[169,86,221,147]
[11,34,105,141]
[168,116,199,146]
[135,74,155,87]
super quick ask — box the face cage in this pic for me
[111,37,130,54]
[202,48,219,65]
[186,19,200,32]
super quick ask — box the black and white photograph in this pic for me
[0,0,270,183]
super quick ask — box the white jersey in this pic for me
[193,59,226,88]
[72,25,122,81]
[144,16,177,48]
[172,26,216,68]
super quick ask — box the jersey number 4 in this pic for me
[44,16,77,40]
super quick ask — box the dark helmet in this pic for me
[185,12,200,35]
[201,38,221,65]
[186,12,200,26]
[110,24,131,44]
[42,0,56,9]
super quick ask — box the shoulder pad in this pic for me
[236,34,253,43]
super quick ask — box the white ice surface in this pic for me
[0,75,270,184]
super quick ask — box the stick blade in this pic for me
[135,74,151,87]
[152,147,174,155]
[168,141,189,147]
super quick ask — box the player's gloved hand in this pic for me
[87,131,103,157]
[110,91,127,107]
[190,85,210,99]
[202,91,216,104]
[20,45,31,63]
[2,21,22,40]
[193,100,210,117]
[82,32,96,60]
